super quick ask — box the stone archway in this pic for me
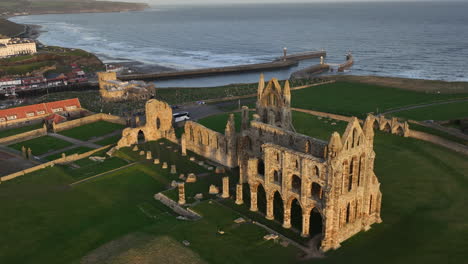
[383,123,391,133]
[273,191,284,223]
[137,130,145,144]
[257,184,267,214]
[395,126,404,136]
[310,208,324,238]
[290,198,303,232]
[373,120,379,130]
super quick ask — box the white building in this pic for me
[0,36,37,58]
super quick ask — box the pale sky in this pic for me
[126,0,463,4]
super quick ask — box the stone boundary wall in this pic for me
[409,130,468,156]
[292,108,353,122]
[154,193,201,220]
[0,145,111,183]
[53,113,126,133]
[0,124,47,145]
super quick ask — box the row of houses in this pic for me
[0,98,82,128]
[0,65,88,93]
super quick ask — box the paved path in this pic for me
[37,145,79,159]
[70,162,137,186]
[382,98,468,115]
[89,130,122,143]
[48,133,102,149]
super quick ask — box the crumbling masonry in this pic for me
[117,74,382,252]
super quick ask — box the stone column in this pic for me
[27,148,32,160]
[283,202,291,229]
[250,185,258,212]
[222,177,229,198]
[181,134,187,156]
[178,182,186,205]
[301,210,311,237]
[21,146,27,158]
[235,183,243,205]
[266,193,274,220]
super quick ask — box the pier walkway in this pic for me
[119,50,326,81]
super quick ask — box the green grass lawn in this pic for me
[291,82,468,118]
[58,121,125,141]
[8,135,73,156]
[1,109,467,264]
[94,135,122,146]
[392,100,468,121]
[0,123,43,139]
[44,146,94,161]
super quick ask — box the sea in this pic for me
[10,2,468,87]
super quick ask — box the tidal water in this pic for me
[10,2,468,87]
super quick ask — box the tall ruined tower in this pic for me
[256,74,294,131]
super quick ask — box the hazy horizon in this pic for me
[114,0,467,5]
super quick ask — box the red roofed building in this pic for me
[0,98,82,128]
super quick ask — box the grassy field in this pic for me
[291,82,468,118]
[1,109,467,263]
[0,123,43,138]
[58,121,125,141]
[392,100,468,121]
[322,75,468,94]
[44,146,94,161]
[8,135,72,156]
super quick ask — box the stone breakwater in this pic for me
[119,51,327,81]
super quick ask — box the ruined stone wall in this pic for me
[243,116,382,252]
[182,121,238,168]
[117,99,177,149]
[0,124,47,145]
[244,121,327,159]
[52,113,126,133]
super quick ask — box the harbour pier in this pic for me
[119,50,327,81]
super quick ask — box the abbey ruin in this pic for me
[97,71,155,101]
[116,74,383,252]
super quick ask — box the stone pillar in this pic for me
[178,182,186,205]
[283,202,291,229]
[266,193,274,220]
[21,146,27,158]
[181,134,187,156]
[222,176,229,198]
[146,151,152,160]
[27,148,32,160]
[250,185,258,212]
[301,210,311,237]
[241,106,249,131]
[235,184,243,205]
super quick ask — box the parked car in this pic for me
[173,112,190,123]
